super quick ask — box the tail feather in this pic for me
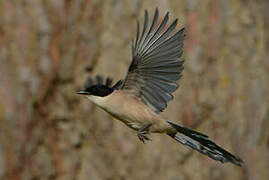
[166,120,243,166]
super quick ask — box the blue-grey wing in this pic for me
[121,8,185,114]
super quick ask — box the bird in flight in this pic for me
[77,8,243,166]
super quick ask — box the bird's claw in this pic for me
[138,130,152,143]
[137,124,152,143]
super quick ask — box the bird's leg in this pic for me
[137,123,152,143]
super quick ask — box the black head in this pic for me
[77,75,122,97]
[77,84,113,97]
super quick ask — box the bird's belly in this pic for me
[104,108,144,131]
[101,100,151,131]
[93,91,170,133]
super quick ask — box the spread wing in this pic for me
[120,8,185,114]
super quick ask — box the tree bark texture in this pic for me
[0,0,268,180]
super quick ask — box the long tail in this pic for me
[166,120,243,166]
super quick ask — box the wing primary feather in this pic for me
[141,58,184,68]
[147,8,159,39]
[137,10,149,53]
[134,20,140,51]
[131,40,134,57]
[140,12,169,55]
[139,8,159,54]
[141,18,178,58]
[140,61,183,71]
[143,28,184,62]
[146,71,183,81]
[147,45,183,61]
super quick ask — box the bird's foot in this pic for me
[137,124,152,143]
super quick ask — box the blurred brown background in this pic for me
[0,0,268,180]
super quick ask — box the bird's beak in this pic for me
[76,90,90,95]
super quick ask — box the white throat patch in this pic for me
[86,95,107,108]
